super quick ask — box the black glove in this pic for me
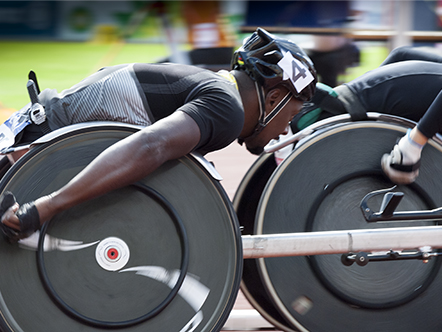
[0,192,40,242]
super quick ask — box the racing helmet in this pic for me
[231,28,317,102]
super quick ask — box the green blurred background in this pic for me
[0,42,170,111]
[4,0,442,119]
[0,41,388,113]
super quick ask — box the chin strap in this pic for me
[238,82,293,145]
[264,90,293,124]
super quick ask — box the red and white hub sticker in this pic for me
[95,237,130,271]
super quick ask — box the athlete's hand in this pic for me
[1,203,20,231]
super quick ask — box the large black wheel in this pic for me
[255,121,442,331]
[0,125,242,332]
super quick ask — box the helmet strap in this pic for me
[263,91,293,125]
[238,83,292,145]
[255,81,267,128]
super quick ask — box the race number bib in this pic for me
[277,51,315,94]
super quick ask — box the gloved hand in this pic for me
[0,192,40,242]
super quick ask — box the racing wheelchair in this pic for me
[1,78,442,331]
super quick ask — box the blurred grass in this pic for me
[0,40,389,121]
[343,44,390,82]
[0,41,169,112]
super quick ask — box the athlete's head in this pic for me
[231,27,317,102]
[232,28,317,154]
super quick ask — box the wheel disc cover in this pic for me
[0,127,242,332]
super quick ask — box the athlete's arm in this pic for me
[2,111,201,230]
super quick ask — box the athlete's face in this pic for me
[244,96,303,155]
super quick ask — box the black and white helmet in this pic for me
[231,28,317,102]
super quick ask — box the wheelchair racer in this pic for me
[0,28,317,241]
